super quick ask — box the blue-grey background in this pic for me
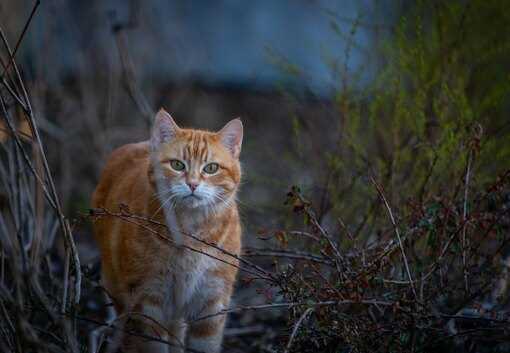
[1,0,398,246]
[7,0,394,95]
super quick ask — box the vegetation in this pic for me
[0,0,509,352]
[276,1,510,351]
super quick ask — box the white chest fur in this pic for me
[157,247,220,322]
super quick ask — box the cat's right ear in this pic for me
[150,108,179,151]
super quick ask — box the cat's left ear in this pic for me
[218,118,243,159]
[151,108,179,151]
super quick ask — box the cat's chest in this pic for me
[177,212,208,237]
[159,247,218,315]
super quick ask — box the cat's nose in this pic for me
[187,182,199,192]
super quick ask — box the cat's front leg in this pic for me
[125,292,186,353]
[187,296,230,353]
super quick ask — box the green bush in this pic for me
[298,0,510,239]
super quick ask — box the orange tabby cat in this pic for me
[92,109,243,353]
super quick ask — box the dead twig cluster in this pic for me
[0,3,82,351]
[263,168,510,352]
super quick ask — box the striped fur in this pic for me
[92,109,243,353]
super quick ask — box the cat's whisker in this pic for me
[212,192,234,211]
[203,194,217,218]
[151,192,178,218]
[149,188,175,205]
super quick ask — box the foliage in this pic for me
[275,170,510,352]
[290,0,510,240]
[272,1,510,351]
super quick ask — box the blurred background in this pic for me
[1,0,509,352]
[1,0,394,235]
[3,0,508,251]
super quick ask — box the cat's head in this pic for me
[149,109,243,211]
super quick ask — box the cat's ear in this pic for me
[151,108,179,151]
[218,118,243,159]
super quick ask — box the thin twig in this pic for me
[370,175,418,300]
[0,0,40,78]
[90,208,275,281]
[90,208,272,281]
[462,150,472,293]
[192,299,394,323]
[242,248,334,265]
[284,307,313,353]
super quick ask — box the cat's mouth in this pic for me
[182,193,204,208]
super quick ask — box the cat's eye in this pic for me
[203,163,219,174]
[169,159,185,171]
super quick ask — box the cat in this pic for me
[91,108,243,353]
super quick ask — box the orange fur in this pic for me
[92,109,243,353]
